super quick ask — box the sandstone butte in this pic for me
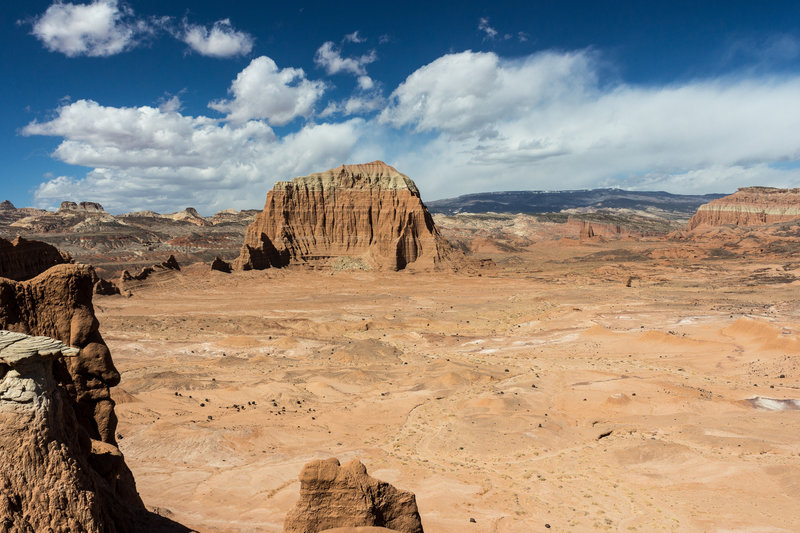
[0,263,188,532]
[688,186,800,229]
[234,161,453,271]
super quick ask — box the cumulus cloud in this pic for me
[315,41,376,77]
[382,49,800,198]
[22,46,800,213]
[380,50,596,134]
[181,18,254,57]
[209,56,326,124]
[30,0,150,57]
[23,98,366,213]
[343,31,366,43]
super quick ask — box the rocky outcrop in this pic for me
[688,187,800,230]
[120,255,181,288]
[578,220,595,240]
[59,201,106,213]
[0,264,124,446]
[166,207,211,227]
[210,257,232,273]
[570,217,632,240]
[0,202,261,278]
[0,236,71,281]
[94,277,121,296]
[0,267,188,531]
[284,458,423,533]
[234,161,452,271]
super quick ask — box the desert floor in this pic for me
[96,240,800,532]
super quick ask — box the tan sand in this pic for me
[97,241,800,532]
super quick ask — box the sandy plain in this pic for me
[95,239,800,532]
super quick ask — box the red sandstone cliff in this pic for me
[234,161,453,271]
[688,187,800,230]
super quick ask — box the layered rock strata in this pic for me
[234,161,452,271]
[688,187,800,229]
[284,458,423,533]
[0,236,71,281]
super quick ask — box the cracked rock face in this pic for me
[234,161,453,272]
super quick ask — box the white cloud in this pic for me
[478,17,497,40]
[381,50,800,198]
[344,94,385,115]
[30,0,149,57]
[357,75,374,90]
[181,18,254,58]
[209,56,326,125]
[23,98,366,213]
[314,41,376,76]
[343,31,366,43]
[22,46,800,214]
[157,94,183,113]
[380,50,596,134]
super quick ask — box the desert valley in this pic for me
[1,162,799,532]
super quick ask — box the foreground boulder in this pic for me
[284,458,423,533]
[688,187,800,229]
[0,267,188,531]
[0,236,71,281]
[234,161,452,271]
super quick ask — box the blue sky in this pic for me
[3,1,800,214]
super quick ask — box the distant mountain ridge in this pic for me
[427,188,727,215]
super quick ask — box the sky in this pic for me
[3,1,800,214]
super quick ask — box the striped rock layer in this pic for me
[234,161,452,271]
[688,187,800,230]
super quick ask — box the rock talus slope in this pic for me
[688,187,800,229]
[284,458,423,533]
[234,161,452,271]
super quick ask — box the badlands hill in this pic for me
[428,189,728,254]
[0,179,798,531]
[0,200,257,278]
[235,161,453,271]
